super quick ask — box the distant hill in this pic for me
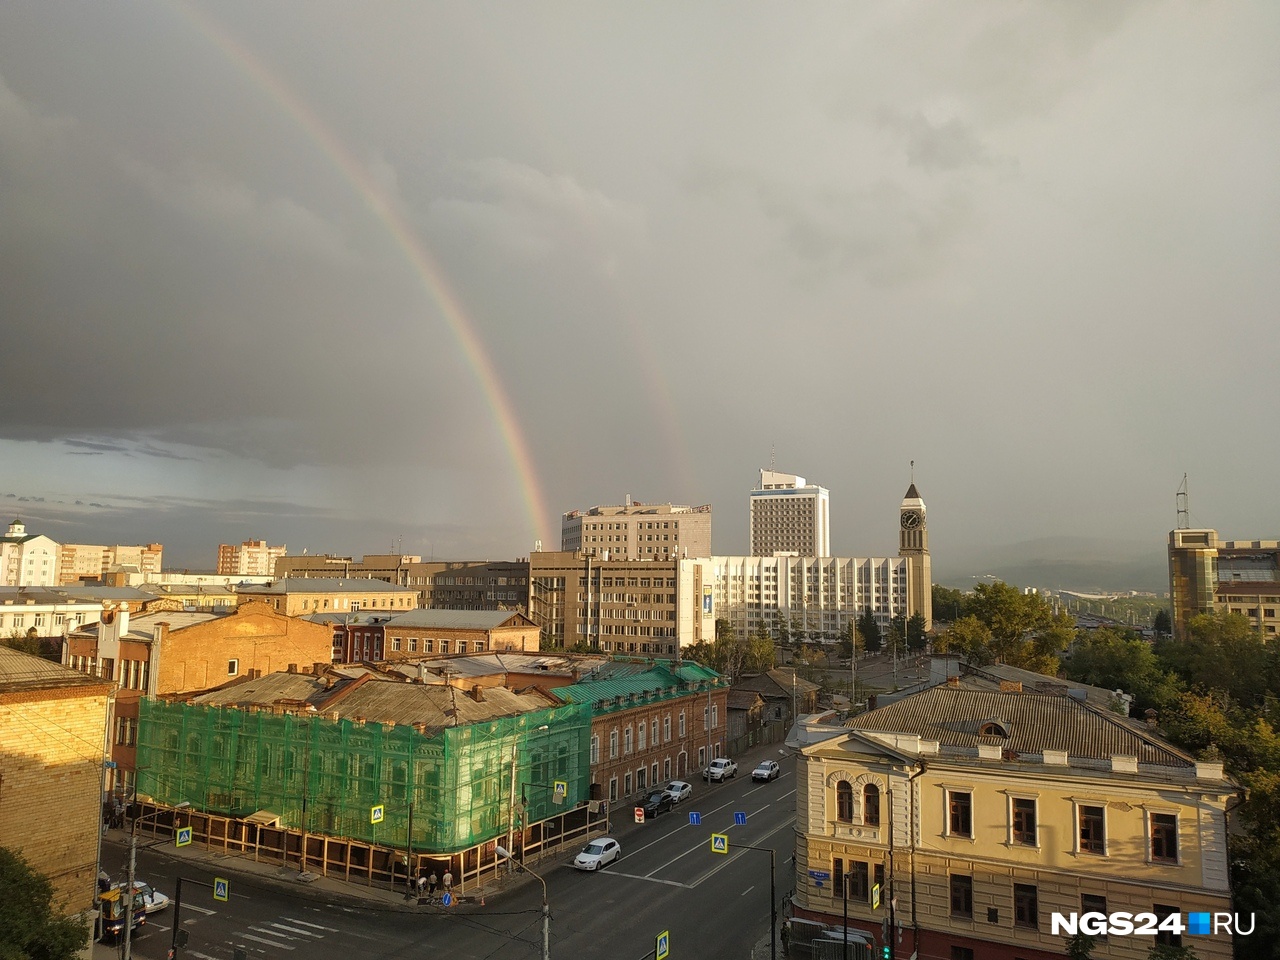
[936,537,1167,594]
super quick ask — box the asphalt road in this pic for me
[103,751,797,960]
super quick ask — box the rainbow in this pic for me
[176,2,554,547]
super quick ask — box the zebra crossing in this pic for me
[158,913,341,958]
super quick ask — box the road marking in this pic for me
[687,819,796,889]
[270,922,324,938]
[149,922,171,932]
[250,924,301,940]
[182,903,218,916]
[740,885,755,896]
[598,869,689,887]
[284,917,339,931]
[241,933,294,949]
[187,952,220,960]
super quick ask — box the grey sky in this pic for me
[1,2,1276,576]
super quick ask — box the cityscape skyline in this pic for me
[2,5,1276,579]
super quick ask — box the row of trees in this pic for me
[932,581,1076,674]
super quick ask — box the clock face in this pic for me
[900,510,922,530]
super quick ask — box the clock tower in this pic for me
[899,481,932,629]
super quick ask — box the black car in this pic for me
[642,791,673,819]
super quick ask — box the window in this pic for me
[1151,813,1178,862]
[950,874,973,918]
[391,637,401,651]
[951,949,974,960]
[609,777,618,802]
[1154,904,1182,946]
[115,716,137,746]
[663,716,671,742]
[836,781,854,822]
[609,730,619,759]
[847,860,869,901]
[1012,797,1037,845]
[1081,895,1107,941]
[227,659,239,676]
[652,720,659,745]
[863,784,880,825]
[679,711,686,737]
[1079,805,1106,854]
[590,736,599,765]
[948,791,972,837]
[832,857,843,894]
[624,772,632,796]
[638,724,647,751]
[624,727,633,754]
[1013,884,1038,929]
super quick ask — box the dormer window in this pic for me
[979,719,1010,738]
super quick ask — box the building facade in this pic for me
[63,601,334,797]
[899,483,933,630]
[527,551,714,654]
[58,542,164,584]
[0,519,61,587]
[380,610,541,661]
[236,577,418,616]
[1168,529,1280,637]
[273,555,530,611]
[749,470,830,557]
[216,539,287,577]
[791,685,1238,960]
[561,498,713,560]
[0,647,113,914]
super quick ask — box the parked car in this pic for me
[642,791,673,819]
[703,757,738,782]
[664,780,693,803]
[117,881,171,914]
[573,837,621,871]
[752,760,781,782]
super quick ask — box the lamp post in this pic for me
[124,801,189,960]
[496,844,549,960]
[734,842,777,960]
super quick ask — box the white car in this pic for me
[664,780,692,803]
[703,758,738,782]
[114,881,171,914]
[752,760,781,782]
[573,837,621,871]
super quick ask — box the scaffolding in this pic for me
[137,698,593,853]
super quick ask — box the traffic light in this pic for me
[880,946,890,959]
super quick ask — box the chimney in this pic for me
[470,683,485,703]
[287,663,298,673]
[1144,708,1158,730]
[999,680,1022,693]
[946,675,960,687]
[313,662,328,676]
[118,603,130,636]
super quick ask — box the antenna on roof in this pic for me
[769,443,776,472]
[910,459,915,483]
[1176,474,1190,530]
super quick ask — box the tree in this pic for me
[1147,945,1199,960]
[931,584,966,623]
[935,616,994,664]
[839,618,860,660]
[0,846,88,960]
[963,581,1076,672]
[1063,627,1182,713]
[856,612,881,654]
[744,626,777,675]
[906,613,928,653]
[1153,608,1172,637]
[888,615,907,660]
[3,628,42,657]
[1064,932,1096,959]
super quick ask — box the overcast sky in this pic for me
[1,2,1276,575]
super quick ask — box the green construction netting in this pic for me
[137,698,593,852]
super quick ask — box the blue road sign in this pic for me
[710,833,729,854]
[441,892,453,907]
[808,870,831,880]
[733,811,747,826]
[656,930,671,960]
[175,826,193,848]
[213,878,229,902]
[689,811,702,826]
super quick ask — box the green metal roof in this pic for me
[552,660,724,711]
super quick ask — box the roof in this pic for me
[192,672,558,730]
[383,651,609,680]
[849,686,1194,768]
[728,690,766,711]
[735,668,820,700]
[0,647,112,694]
[0,585,154,605]
[239,578,416,595]
[904,483,920,499]
[551,660,724,708]
[70,610,223,641]
[384,609,531,630]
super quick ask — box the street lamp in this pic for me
[496,844,549,960]
[124,801,189,960]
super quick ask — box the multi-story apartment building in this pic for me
[274,554,529,611]
[58,542,163,584]
[0,585,156,637]
[551,660,728,805]
[63,600,334,797]
[791,683,1239,960]
[236,577,418,616]
[0,519,61,587]
[1168,528,1280,636]
[527,551,714,654]
[750,470,830,557]
[561,498,713,560]
[217,539,287,577]
[0,647,113,914]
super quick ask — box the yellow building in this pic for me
[0,647,113,913]
[791,683,1239,960]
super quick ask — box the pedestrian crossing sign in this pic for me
[370,804,385,824]
[176,826,192,848]
[213,877,229,902]
[710,833,729,854]
[656,930,670,960]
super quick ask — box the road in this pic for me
[103,751,796,960]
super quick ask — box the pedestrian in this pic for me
[442,869,453,897]
[415,873,427,898]
[427,871,438,900]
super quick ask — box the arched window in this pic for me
[863,784,881,826]
[836,780,854,822]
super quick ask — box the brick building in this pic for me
[63,600,333,797]
[0,647,113,914]
[380,610,541,661]
[236,577,418,617]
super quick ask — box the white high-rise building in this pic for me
[749,470,830,557]
[0,520,61,587]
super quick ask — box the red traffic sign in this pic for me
[634,806,645,823]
